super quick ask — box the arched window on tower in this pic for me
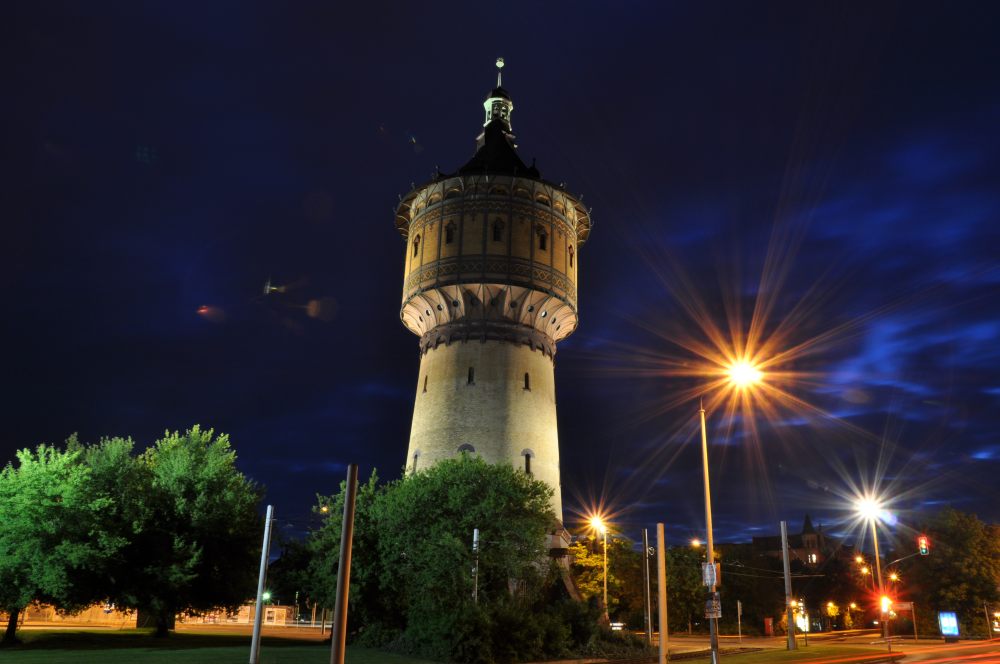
[413,234,420,257]
[536,226,548,251]
[445,221,456,244]
[521,449,535,476]
[492,218,505,242]
[569,244,574,268]
[457,443,475,454]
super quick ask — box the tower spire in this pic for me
[482,58,514,134]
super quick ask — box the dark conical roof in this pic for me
[802,514,816,534]
[455,119,540,178]
[489,86,511,100]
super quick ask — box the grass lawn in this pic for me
[680,643,899,662]
[0,630,440,664]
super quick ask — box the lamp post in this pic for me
[698,400,720,664]
[856,497,891,651]
[695,359,763,664]
[590,516,609,623]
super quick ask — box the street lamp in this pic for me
[696,358,763,664]
[590,515,609,623]
[856,495,891,648]
[691,538,702,548]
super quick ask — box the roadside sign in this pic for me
[705,592,721,619]
[895,601,913,611]
[702,562,720,586]
[737,600,743,616]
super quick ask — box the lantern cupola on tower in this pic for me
[482,57,514,135]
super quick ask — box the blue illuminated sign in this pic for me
[938,611,959,637]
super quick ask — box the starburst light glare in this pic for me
[726,359,763,389]
[855,497,884,521]
[589,515,607,534]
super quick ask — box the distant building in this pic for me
[752,515,854,566]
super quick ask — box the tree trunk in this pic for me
[2,608,20,646]
[154,610,170,638]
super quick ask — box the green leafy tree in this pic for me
[665,545,704,634]
[569,534,647,626]
[904,509,1000,637]
[309,455,570,662]
[99,427,263,636]
[0,442,121,644]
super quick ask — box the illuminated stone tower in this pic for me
[395,60,591,525]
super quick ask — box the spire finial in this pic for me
[496,57,504,87]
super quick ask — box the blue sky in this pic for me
[6,1,1000,549]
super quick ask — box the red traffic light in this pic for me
[918,535,930,556]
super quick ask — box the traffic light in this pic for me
[918,535,930,556]
[881,596,892,614]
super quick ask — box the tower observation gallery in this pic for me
[394,60,591,540]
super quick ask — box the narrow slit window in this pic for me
[569,245,574,268]
[445,222,456,244]
[467,367,475,385]
[523,372,530,390]
[423,375,428,393]
[412,452,419,473]
[413,234,421,257]
[538,231,547,251]
[525,455,531,475]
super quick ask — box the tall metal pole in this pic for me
[330,464,359,664]
[985,603,993,641]
[869,518,890,652]
[472,528,480,604]
[780,520,797,651]
[699,402,719,664]
[643,528,653,644]
[656,523,668,664]
[602,528,609,622]
[249,504,274,664]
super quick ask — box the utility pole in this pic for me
[986,603,993,641]
[656,523,668,664]
[472,528,480,604]
[698,402,720,664]
[330,465,359,664]
[249,504,274,664]
[643,528,653,644]
[780,520,797,651]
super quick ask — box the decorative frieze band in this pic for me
[418,320,557,359]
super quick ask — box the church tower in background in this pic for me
[394,60,591,529]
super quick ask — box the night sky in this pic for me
[7,2,1000,549]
